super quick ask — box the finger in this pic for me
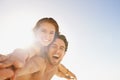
[0,68,14,79]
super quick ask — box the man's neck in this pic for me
[45,59,58,73]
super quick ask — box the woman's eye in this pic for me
[41,29,46,33]
[50,31,55,34]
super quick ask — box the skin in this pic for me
[0,19,57,68]
[0,18,57,80]
[0,18,77,80]
[35,22,56,46]
[47,38,66,66]
[0,36,77,80]
[15,38,67,80]
[0,68,14,80]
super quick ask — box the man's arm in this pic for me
[56,64,77,80]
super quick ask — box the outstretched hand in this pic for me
[0,54,23,80]
[0,68,14,80]
[0,54,24,69]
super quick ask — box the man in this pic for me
[0,18,76,80]
[15,34,77,80]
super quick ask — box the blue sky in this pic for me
[0,0,120,80]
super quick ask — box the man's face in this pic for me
[47,38,66,65]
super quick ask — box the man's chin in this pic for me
[50,61,60,66]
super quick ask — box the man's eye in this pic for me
[60,47,65,51]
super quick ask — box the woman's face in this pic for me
[35,22,56,46]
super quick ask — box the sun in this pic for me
[0,11,38,55]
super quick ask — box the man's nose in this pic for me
[56,49,60,54]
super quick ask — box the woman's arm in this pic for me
[15,56,44,77]
[56,64,77,80]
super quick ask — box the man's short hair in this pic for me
[56,34,68,51]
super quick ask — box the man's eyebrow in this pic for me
[60,46,65,49]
